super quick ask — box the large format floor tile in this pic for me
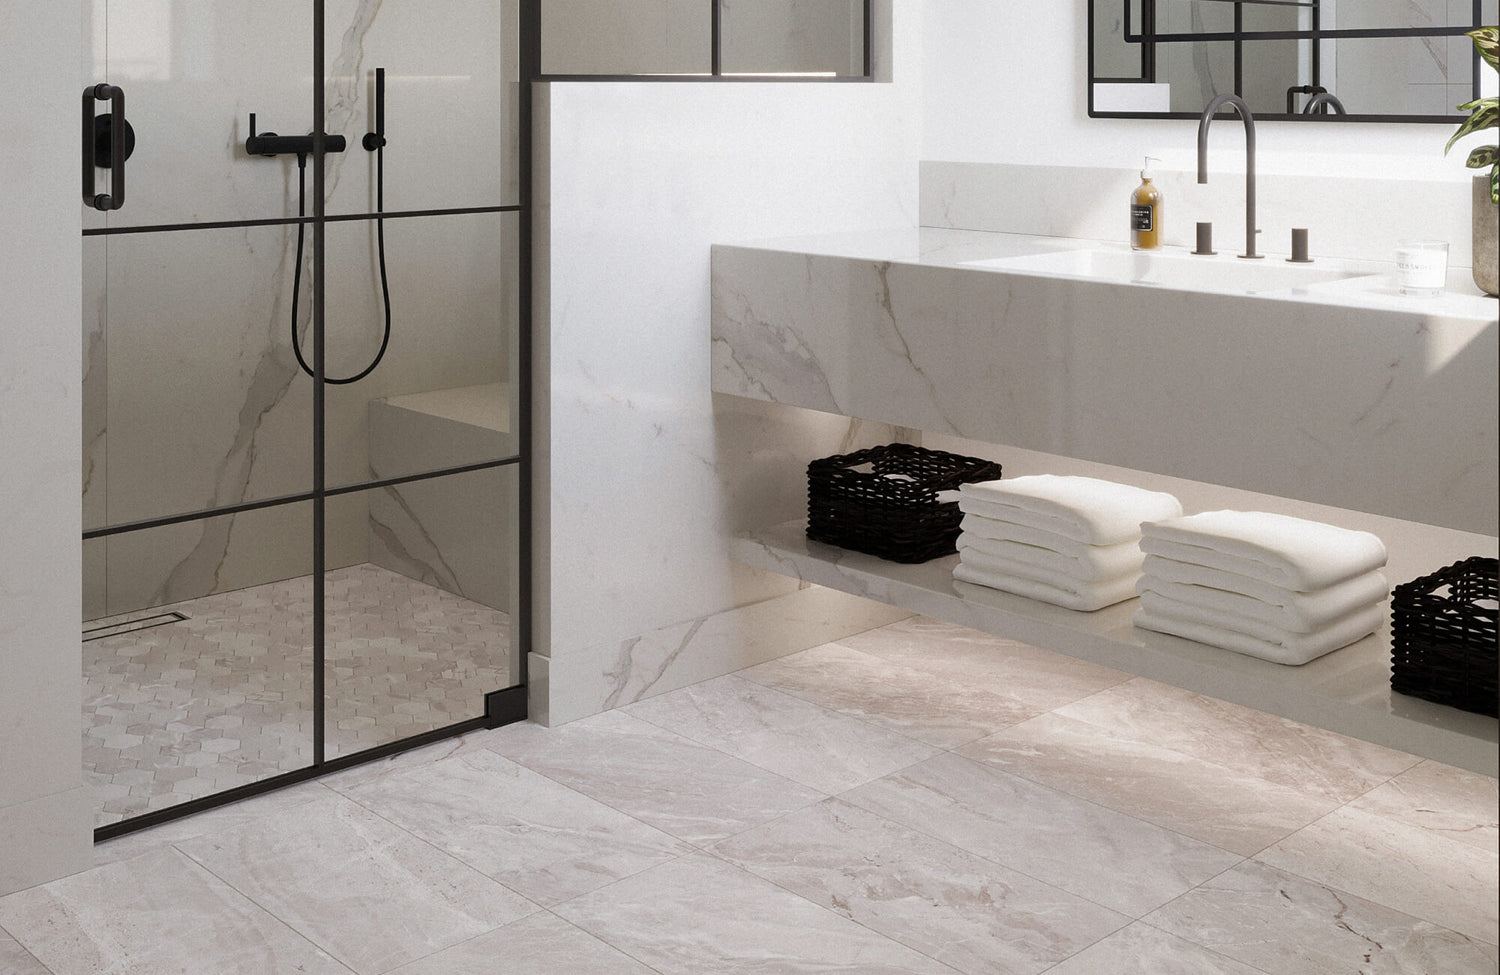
[1049,677,1419,803]
[739,642,1056,748]
[958,711,1341,855]
[334,747,693,905]
[1144,860,1500,974]
[173,791,536,974]
[0,848,349,975]
[1041,922,1268,975]
[0,932,55,975]
[484,708,825,845]
[386,912,658,975]
[1256,803,1500,944]
[624,674,940,793]
[553,852,963,974]
[713,797,1128,975]
[842,753,1241,917]
[1346,759,1499,852]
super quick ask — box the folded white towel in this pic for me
[958,543,1139,592]
[1140,510,1387,591]
[1133,600,1383,665]
[958,475,1182,546]
[958,529,1143,583]
[954,561,1140,611]
[1138,557,1389,633]
[1138,589,1383,649]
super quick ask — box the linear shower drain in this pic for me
[83,611,190,642]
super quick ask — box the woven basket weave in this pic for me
[806,443,1002,564]
[1390,556,1498,717]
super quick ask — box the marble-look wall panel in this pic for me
[540,0,710,75]
[920,162,1478,268]
[712,244,1499,534]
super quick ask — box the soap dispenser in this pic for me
[1130,157,1163,250]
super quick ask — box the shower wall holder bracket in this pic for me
[244,113,347,158]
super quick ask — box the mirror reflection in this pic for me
[1091,0,1499,120]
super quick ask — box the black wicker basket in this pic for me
[1390,556,1498,717]
[806,443,1002,563]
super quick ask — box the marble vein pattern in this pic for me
[738,641,1065,748]
[841,752,1242,918]
[957,710,1345,856]
[623,674,941,794]
[553,852,963,975]
[84,562,511,827]
[173,791,536,974]
[484,708,827,845]
[1039,922,1269,975]
[331,747,693,906]
[384,911,658,975]
[0,848,348,975]
[1144,859,1500,974]
[712,797,1130,975]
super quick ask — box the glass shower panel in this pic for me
[83,504,315,828]
[720,0,865,76]
[323,471,519,757]
[97,225,316,530]
[85,0,312,228]
[541,0,711,75]
[323,0,521,215]
[321,212,518,487]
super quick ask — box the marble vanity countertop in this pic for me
[711,227,1499,534]
[715,227,1499,320]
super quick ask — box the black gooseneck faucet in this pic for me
[1197,93,1262,260]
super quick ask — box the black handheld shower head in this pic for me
[362,68,387,151]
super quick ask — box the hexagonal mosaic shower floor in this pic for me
[83,563,513,827]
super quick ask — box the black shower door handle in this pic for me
[82,83,127,210]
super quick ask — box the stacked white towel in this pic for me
[1134,510,1389,665]
[952,475,1182,611]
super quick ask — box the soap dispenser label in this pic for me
[1130,204,1154,232]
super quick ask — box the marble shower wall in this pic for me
[83,0,520,619]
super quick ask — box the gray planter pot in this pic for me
[1475,175,1499,297]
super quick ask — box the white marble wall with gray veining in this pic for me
[82,0,519,618]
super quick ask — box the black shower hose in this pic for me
[289,145,392,384]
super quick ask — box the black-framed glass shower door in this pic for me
[82,0,526,838]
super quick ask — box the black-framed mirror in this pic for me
[1090,0,1498,121]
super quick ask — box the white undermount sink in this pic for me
[964,246,1378,295]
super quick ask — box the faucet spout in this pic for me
[1197,94,1262,260]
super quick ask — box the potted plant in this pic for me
[1446,26,1498,295]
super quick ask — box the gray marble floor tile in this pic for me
[1041,922,1268,975]
[738,642,1049,748]
[0,848,349,975]
[174,791,537,974]
[957,712,1340,855]
[712,797,1128,975]
[1145,860,1500,974]
[1346,759,1499,853]
[623,674,939,794]
[1049,677,1419,804]
[386,912,657,975]
[483,709,826,846]
[337,747,693,905]
[1256,803,1500,944]
[319,730,503,795]
[836,615,1131,705]
[841,752,1241,917]
[0,932,53,975]
[554,852,962,974]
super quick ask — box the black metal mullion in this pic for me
[711,0,722,76]
[312,0,327,768]
[862,0,873,78]
[83,204,521,238]
[1234,2,1245,98]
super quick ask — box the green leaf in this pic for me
[1492,164,1499,206]
[1467,145,1500,169]
[1447,100,1500,155]
[1468,27,1499,73]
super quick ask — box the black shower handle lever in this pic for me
[82,83,127,210]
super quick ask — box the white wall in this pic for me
[0,1,93,893]
[533,2,920,722]
[921,1,1486,182]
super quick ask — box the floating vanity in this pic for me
[712,228,1499,774]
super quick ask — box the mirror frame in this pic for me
[1088,0,1488,123]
